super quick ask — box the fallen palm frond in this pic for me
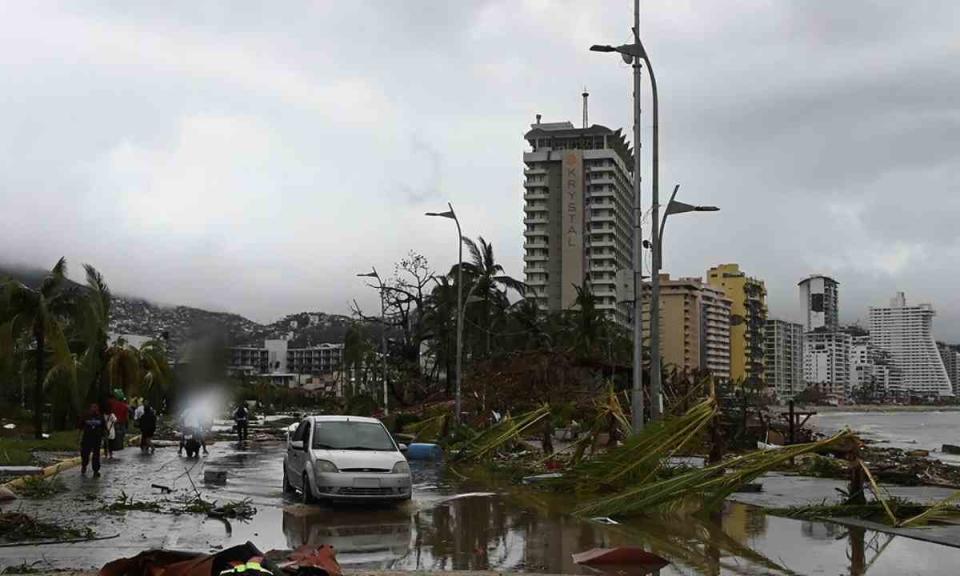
[571,398,716,492]
[577,431,853,518]
[102,490,163,514]
[769,498,929,523]
[860,460,898,525]
[452,404,551,462]
[403,413,448,443]
[897,489,960,527]
[569,388,634,466]
[180,496,256,520]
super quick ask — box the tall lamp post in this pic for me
[357,268,389,416]
[590,0,646,432]
[646,184,719,410]
[425,203,464,424]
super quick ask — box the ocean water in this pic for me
[811,409,960,464]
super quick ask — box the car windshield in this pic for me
[312,421,396,451]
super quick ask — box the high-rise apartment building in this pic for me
[799,275,839,331]
[523,118,634,328]
[869,292,952,397]
[937,342,960,396]
[642,275,732,380]
[706,264,767,382]
[851,334,897,400]
[803,330,852,400]
[764,319,804,400]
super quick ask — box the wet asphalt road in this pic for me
[5,440,960,575]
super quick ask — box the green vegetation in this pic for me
[0,512,94,543]
[0,430,78,465]
[0,260,174,436]
[101,491,164,514]
[13,473,66,499]
[768,498,930,523]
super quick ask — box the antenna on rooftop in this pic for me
[582,88,589,128]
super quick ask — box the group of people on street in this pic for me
[78,395,254,474]
[78,391,158,476]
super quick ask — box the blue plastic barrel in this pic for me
[406,442,443,461]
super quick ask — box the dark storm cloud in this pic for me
[0,1,958,339]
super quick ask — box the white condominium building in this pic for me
[869,292,952,397]
[937,342,960,396]
[803,330,852,401]
[799,275,839,332]
[764,319,804,400]
[523,117,634,328]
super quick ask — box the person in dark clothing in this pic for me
[79,404,106,476]
[138,400,158,454]
[233,404,250,442]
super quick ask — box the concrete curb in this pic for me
[1,434,142,492]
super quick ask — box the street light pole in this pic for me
[630,0,645,433]
[426,203,463,425]
[590,2,646,433]
[357,268,388,416]
[646,32,664,422]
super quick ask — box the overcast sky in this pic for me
[1,1,958,337]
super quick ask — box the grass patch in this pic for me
[13,474,67,499]
[0,431,79,466]
[0,512,94,543]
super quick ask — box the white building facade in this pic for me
[803,330,852,401]
[869,292,952,397]
[937,342,960,396]
[764,319,804,401]
[523,119,634,328]
[798,275,839,332]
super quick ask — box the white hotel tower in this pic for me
[869,292,952,397]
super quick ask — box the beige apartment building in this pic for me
[522,117,634,329]
[643,275,732,380]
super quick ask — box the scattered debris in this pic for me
[735,482,763,493]
[151,484,173,494]
[522,472,564,484]
[180,496,256,521]
[0,486,16,502]
[0,512,94,543]
[572,547,669,570]
[203,470,227,485]
[589,516,620,525]
[102,491,164,514]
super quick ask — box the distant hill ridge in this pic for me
[0,263,358,352]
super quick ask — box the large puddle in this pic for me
[4,440,960,574]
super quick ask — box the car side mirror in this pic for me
[398,443,408,453]
[289,440,304,451]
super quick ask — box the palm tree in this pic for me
[104,337,141,396]
[75,264,111,402]
[0,258,76,438]
[459,236,525,357]
[138,340,172,408]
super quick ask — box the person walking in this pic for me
[108,390,130,452]
[233,403,250,442]
[79,404,106,476]
[103,406,118,460]
[138,400,158,454]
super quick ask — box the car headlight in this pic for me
[392,460,411,474]
[314,459,339,474]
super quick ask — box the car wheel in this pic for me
[282,466,295,494]
[302,473,318,504]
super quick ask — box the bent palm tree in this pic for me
[0,258,76,438]
[75,264,111,402]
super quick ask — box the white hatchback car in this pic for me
[283,415,412,503]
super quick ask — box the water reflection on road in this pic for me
[5,440,960,574]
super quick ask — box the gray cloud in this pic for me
[1,0,959,340]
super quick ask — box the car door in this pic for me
[287,420,308,487]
